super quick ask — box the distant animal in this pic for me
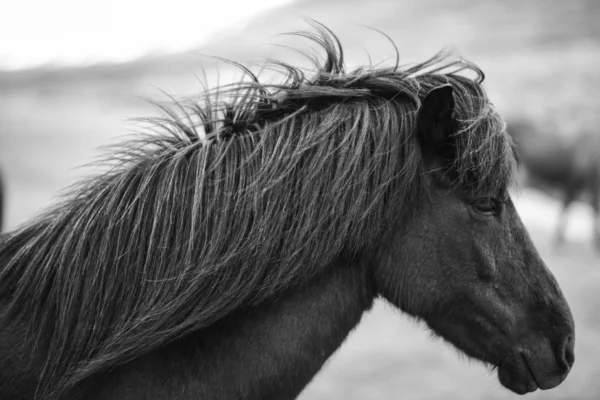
[0,24,575,400]
[508,119,600,249]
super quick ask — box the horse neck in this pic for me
[78,258,375,400]
[0,305,41,399]
[0,232,45,399]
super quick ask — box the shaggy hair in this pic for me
[0,23,514,398]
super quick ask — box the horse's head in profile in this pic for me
[0,23,575,399]
[375,84,574,393]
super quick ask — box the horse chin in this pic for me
[497,351,569,395]
[497,354,539,394]
[435,325,572,395]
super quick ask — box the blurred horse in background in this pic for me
[0,25,575,399]
[508,119,600,250]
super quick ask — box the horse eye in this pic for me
[471,198,501,216]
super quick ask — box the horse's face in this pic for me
[375,86,575,394]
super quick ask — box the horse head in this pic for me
[375,85,575,394]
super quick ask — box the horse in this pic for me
[0,25,575,399]
[508,118,600,249]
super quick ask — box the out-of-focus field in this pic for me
[1,0,599,398]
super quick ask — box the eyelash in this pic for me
[471,197,504,216]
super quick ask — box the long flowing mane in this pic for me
[0,24,513,398]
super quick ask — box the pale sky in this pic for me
[0,0,292,70]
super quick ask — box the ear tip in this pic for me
[422,84,455,106]
[423,84,454,100]
[437,84,454,94]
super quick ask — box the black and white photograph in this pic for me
[0,0,598,399]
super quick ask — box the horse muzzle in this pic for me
[498,332,574,394]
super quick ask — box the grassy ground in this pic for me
[0,0,599,398]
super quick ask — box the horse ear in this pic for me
[417,84,455,146]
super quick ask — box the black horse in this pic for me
[508,118,600,249]
[0,25,574,399]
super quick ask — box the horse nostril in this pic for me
[557,334,575,372]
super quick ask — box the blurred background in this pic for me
[1,0,599,398]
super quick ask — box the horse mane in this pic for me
[0,23,513,398]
